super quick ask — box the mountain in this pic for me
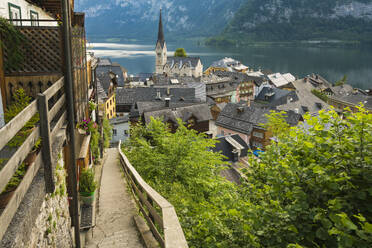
[221,0,372,43]
[74,0,245,40]
[76,0,372,43]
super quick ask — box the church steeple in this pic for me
[157,9,165,47]
[155,8,167,74]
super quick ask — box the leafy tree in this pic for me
[174,48,187,57]
[242,106,372,247]
[262,110,290,138]
[5,88,39,147]
[124,108,372,247]
[0,17,26,71]
[102,117,112,148]
[335,75,348,86]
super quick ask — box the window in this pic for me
[8,3,22,26]
[253,131,264,139]
[124,130,129,136]
[252,141,263,149]
[113,129,117,136]
[30,10,39,26]
[107,114,109,119]
[221,130,225,136]
[106,103,109,109]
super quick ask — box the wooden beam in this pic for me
[0,153,42,241]
[43,76,64,100]
[48,94,65,120]
[0,100,38,151]
[0,127,39,193]
[38,93,55,193]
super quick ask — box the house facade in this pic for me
[216,103,302,150]
[0,0,57,27]
[110,115,130,144]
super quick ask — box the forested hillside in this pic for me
[218,0,372,43]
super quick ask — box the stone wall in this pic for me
[28,153,73,248]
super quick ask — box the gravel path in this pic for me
[86,148,143,248]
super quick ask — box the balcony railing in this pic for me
[0,77,66,241]
[118,141,188,248]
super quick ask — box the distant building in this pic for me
[97,71,117,119]
[204,57,249,75]
[202,74,239,103]
[267,73,296,88]
[116,87,198,114]
[212,135,249,163]
[326,84,372,112]
[155,10,203,78]
[255,87,299,107]
[96,58,127,87]
[141,102,213,133]
[216,102,302,150]
[213,71,264,102]
[110,115,130,144]
[277,78,330,116]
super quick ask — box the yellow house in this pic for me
[97,75,116,120]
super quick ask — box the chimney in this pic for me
[165,97,170,107]
[237,106,244,113]
[156,90,161,100]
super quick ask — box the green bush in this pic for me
[125,107,372,247]
[103,117,112,148]
[79,168,97,195]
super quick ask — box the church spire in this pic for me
[157,9,165,47]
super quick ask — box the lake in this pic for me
[88,39,372,89]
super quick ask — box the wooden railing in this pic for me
[118,141,188,248]
[0,77,66,241]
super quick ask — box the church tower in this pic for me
[155,9,167,74]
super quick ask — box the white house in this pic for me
[110,115,130,144]
[0,0,57,26]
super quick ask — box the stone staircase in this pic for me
[98,231,133,248]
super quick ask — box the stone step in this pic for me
[98,231,132,248]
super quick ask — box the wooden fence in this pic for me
[0,77,66,241]
[118,141,188,248]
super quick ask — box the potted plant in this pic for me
[79,168,97,206]
[24,138,41,166]
[77,119,97,135]
[0,163,27,208]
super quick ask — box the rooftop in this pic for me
[216,103,302,134]
[143,103,212,124]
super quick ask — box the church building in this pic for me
[155,10,203,78]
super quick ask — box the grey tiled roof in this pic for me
[136,101,198,116]
[109,115,129,125]
[277,79,330,115]
[255,87,298,107]
[96,71,112,95]
[166,57,201,68]
[116,87,196,105]
[214,71,265,86]
[97,80,107,102]
[216,103,301,134]
[143,103,212,124]
[96,60,126,87]
[330,93,372,110]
